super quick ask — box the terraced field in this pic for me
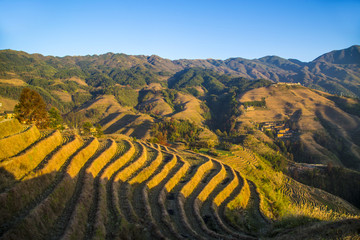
[0,121,259,240]
[0,119,359,239]
[219,144,360,232]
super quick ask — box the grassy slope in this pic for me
[171,92,205,124]
[237,84,360,169]
[217,145,360,235]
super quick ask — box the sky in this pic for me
[0,0,359,62]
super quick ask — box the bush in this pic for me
[49,107,63,129]
[82,122,92,134]
[262,153,287,172]
[151,119,203,145]
[218,141,233,151]
[243,97,266,108]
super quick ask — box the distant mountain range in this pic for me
[0,45,360,97]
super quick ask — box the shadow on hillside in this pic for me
[290,109,302,123]
[1,165,360,240]
[98,112,122,127]
[289,165,360,210]
[0,169,79,239]
[270,218,360,240]
[104,114,140,134]
[0,167,17,193]
[129,120,152,139]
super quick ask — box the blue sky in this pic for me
[0,0,359,61]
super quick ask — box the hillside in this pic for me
[228,84,360,211]
[0,119,359,240]
[236,84,360,170]
[1,51,360,171]
[1,55,360,172]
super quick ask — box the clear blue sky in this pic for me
[0,0,359,62]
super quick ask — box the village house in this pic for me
[259,121,293,139]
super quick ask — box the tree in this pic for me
[65,111,85,129]
[14,88,49,128]
[95,124,103,137]
[49,107,63,129]
[82,122,92,134]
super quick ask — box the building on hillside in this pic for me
[277,133,284,138]
[272,82,302,88]
[258,121,294,139]
[276,82,301,86]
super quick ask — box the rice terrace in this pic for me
[1,1,360,238]
[0,115,359,239]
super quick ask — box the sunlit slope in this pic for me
[70,94,155,139]
[0,120,359,239]
[218,146,360,239]
[237,84,360,169]
[98,90,216,141]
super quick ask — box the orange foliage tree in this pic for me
[14,88,49,128]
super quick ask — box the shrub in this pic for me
[151,119,203,145]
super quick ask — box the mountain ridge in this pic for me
[313,45,360,64]
[1,45,359,97]
[3,44,359,63]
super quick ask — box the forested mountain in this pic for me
[0,45,359,97]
